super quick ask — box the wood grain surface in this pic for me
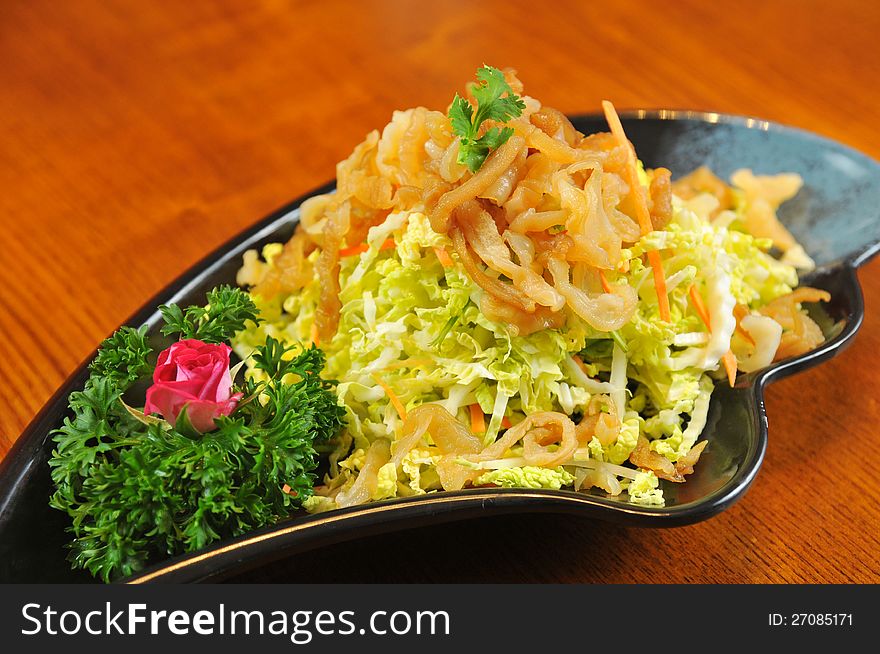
[1,0,878,583]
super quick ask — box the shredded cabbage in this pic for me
[475,466,575,490]
[625,471,665,506]
[234,168,812,511]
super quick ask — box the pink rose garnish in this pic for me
[144,339,243,433]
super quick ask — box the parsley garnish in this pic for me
[89,325,152,385]
[159,284,259,343]
[49,287,346,582]
[448,65,526,173]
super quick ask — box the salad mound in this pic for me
[234,66,830,509]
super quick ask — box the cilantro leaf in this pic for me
[448,94,474,139]
[457,143,490,175]
[448,65,526,173]
[476,125,514,151]
[472,66,524,123]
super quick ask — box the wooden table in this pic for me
[2,0,878,583]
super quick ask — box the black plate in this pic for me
[1,111,878,583]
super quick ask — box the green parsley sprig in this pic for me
[448,65,527,173]
[159,284,260,343]
[49,287,345,582]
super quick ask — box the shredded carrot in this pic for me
[281,484,297,497]
[602,100,670,322]
[434,247,454,267]
[469,403,486,434]
[688,284,712,330]
[735,323,756,346]
[721,350,737,387]
[732,304,756,346]
[647,252,671,322]
[338,243,368,257]
[572,354,593,378]
[732,303,749,322]
[309,322,320,348]
[688,284,737,387]
[370,372,407,421]
[339,239,396,257]
[598,269,613,294]
[501,416,513,429]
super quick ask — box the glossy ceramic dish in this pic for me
[1,111,878,583]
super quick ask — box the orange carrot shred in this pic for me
[469,403,486,434]
[434,247,454,267]
[603,102,652,235]
[338,243,368,257]
[732,304,756,346]
[735,323,756,346]
[572,354,592,377]
[370,372,407,421]
[688,284,712,329]
[598,269,613,294]
[281,484,297,497]
[721,350,738,388]
[501,416,513,429]
[309,322,320,348]
[602,100,670,322]
[689,284,737,387]
[648,252,671,322]
[339,239,395,257]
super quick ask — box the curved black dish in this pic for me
[1,111,878,583]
